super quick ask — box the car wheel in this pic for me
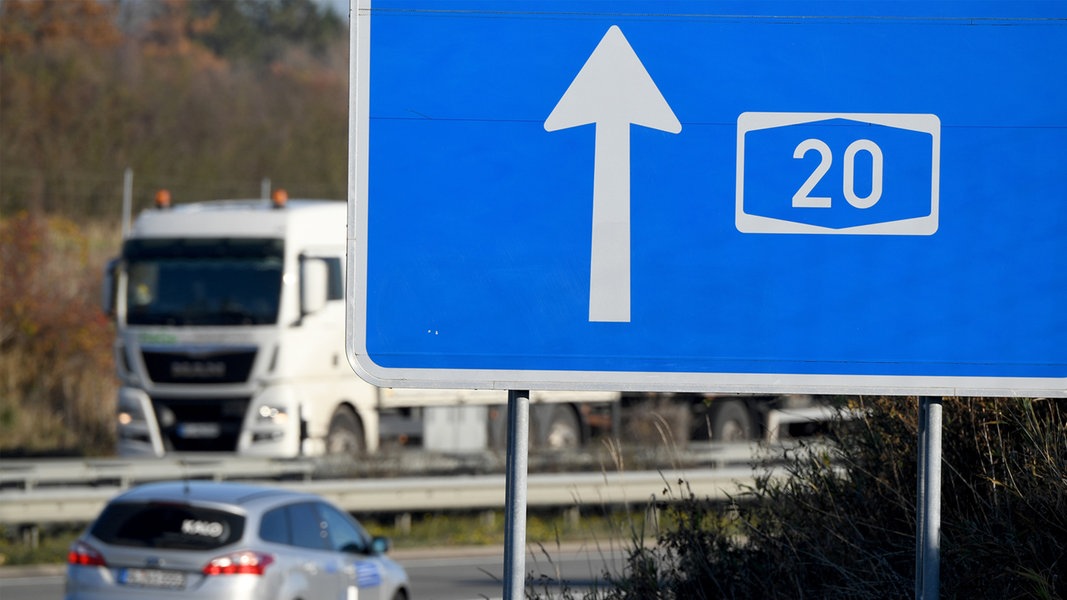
[710,400,755,442]
[326,406,364,457]
[392,590,409,600]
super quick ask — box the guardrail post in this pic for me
[564,506,580,529]
[20,524,40,548]
[395,512,412,534]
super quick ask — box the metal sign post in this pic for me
[502,390,531,600]
[915,396,943,600]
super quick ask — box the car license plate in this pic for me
[119,567,186,589]
[177,422,220,439]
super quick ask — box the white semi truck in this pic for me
[105,195,829,458]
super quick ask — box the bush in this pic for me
[0,212,118,456]
[578,396,1066,599]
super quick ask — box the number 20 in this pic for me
[792,138,883,209]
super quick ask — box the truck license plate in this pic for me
[177,422,221,439]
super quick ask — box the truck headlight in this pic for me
[256,405,290,426]
[117,396,146,426]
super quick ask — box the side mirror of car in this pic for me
[370,536,391,555]
[341,542,364,554]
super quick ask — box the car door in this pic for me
[316,502,385,600]
[266,502,346,599]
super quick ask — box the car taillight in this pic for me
[202,550,274,576]
[68,540,107,567]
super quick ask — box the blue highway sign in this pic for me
[347,1,1067,396]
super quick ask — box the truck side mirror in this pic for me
[300,256,329,316]
[102,258,119,318]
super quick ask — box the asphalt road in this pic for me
[0,542,632,600]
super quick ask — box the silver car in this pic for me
[65,480,410,600]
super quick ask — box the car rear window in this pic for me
[90,501,244,550]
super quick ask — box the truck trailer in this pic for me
[104,194,830,458]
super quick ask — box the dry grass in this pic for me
[531,397,1067,599]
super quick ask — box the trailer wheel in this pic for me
[545,405,581,450]
[326,406,365,457]
[710,400,755,442]
[535,405,582,450]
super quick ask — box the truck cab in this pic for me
[106,196,378,457]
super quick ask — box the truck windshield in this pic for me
[123,238,284,326]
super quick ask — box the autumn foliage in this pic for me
[0,0,347,217]
[0,212,118,454]
[0,0,347,455]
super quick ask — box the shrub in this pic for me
[0,212,118,455]
[581,396,1066,599]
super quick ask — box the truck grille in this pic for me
[151,396,250,452]
[142,349,257,384]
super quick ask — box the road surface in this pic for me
[0,542,633,600]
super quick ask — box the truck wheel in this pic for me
[326,406,365,457]
[534,405,581,450]
[621,395,694,446]
[710,400,755,442]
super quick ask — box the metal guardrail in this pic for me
[0,443,772,490]
[0,455,316,490]
[0,467,776,526]
[0,443,806,527]
[303,466,772,513]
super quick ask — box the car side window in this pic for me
[317,503,370,554]
[288,502,329,550]
[259,506,290,545]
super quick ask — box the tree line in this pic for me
[1,0,349,219]
[1,0,348,456]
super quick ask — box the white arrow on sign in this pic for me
[545,25,681,323]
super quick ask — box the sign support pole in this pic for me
[503,389,531,600]
[915,396,942,600]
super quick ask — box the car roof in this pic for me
[109,481,319,511]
